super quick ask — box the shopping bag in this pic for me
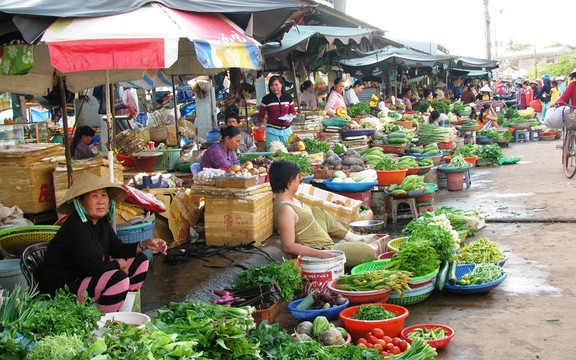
[529,99,542,112]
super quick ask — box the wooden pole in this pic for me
[105,70,114,183]
[58,76,73,187]
[171,75,181,146]
[290,53,300,112]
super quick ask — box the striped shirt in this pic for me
[257,93,296,129]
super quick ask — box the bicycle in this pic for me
[558,102,576,178]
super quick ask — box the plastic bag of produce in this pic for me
[545,106,570,129]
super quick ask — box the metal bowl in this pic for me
[349,220,384,234]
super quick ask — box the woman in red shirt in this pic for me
[550,68,576,108]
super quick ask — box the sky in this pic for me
[346,0,575,58]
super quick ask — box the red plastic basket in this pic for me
[401,324,455,350]
[326,280,391,305]
[339,303,409,341]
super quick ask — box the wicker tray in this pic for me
[0,225,60,257]
[213,175,257,189]
[509,123,531,130]
[395,121,414,129]
[371,144,406,154]
[539,135,556,141]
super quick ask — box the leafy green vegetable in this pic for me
[347,102,371,118]
[430,101,451,114]
[452,144,478,158]
[234,260,302,301]
[504,107,519,118]
[353,304,397,320]
[26,333,84,360]
[271,151,312,174]
[17,288,102,339]
[384,242,440,277]
[247,321,294,360]
[478,128,499,140]
[374,155,399,171]
[302,139,330,154]
[447,154,470,168]
[477,143,503,164]
[405,225,457,262]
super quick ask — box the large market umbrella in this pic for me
[1,3,265,182]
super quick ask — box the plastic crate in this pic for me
[116,219,155,244]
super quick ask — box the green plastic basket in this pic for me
[350,260,439,286]
[323,117,350,127]
[388,283,434,306]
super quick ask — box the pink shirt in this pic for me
[325,90,346,116]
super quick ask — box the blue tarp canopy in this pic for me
[262,25,375,58]
[339,47,453,75]
[451,56,499,70]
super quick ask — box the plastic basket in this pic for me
[288,298,350,321]
[0,225,60,257]
[326,280,391,305]
[341,129,376,137]
[401,324,455,350]
[323,179,377,193]
[142,149,181,170]
[388,282,435,306]
[444,264,507,294]
[387,237,405,252]
[371,145,406,154]
[416,164,433,176]
[253,300,287,324]
[117,219,155,244]
[351,259,438,287]
[339,304,409,340]
[457,229,468,243]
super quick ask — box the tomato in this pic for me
[373,343,383,352]
[372,328,385,339]
[398,340,408,352]
[392,337,401,346]
[367,335,379,344]
[386,343,394,351]
[357,343,367,348]
[376,339,387,348]
[383,336,393,344]
[390,346,401,355]
[366,331,373,339]
[380,351,389,357]
[357,338,368,346]
[366,343,374,348]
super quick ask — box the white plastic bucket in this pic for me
[300,250,346,295]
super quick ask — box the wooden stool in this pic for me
[514,130,529,142]
[391,198,418,224]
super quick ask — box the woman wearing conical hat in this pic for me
[39,172,167,313]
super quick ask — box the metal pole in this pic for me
[58,76,73,187]
[290,53,301,112]
[105,70,114,183]
[171,75,181,146]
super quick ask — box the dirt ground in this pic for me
[143,139,576,359]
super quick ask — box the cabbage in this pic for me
[343,178,356,183]
[332,177,344,183]
[352,169,377,182]
[333,171,347,179]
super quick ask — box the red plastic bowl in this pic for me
[116,154,136,167]
[376,169,408,186]
[339,303,409,341]
[327,280,391,305]
[400,324,455,350]
[377,251,396,260]
[401,167,419,175]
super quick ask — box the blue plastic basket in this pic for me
[444,264,507,294]
[323,179,378,192]
[288,298,350,321]
[407,152,440,157]
[117,219,155,244]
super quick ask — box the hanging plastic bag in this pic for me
[545,106,570,128]
[122,185,166,213]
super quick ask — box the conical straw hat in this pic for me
[57,172,127,214]
[479,84,492,92]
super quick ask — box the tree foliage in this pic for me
[527,51,576,78]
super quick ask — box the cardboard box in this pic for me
[0,144,62,213]
[295,184,365,227]
[204,191,273,246]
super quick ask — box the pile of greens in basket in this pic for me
[347,102,371,118]
[271,150,312,174]
[409,206,484,236]
[452,144,478,158]
[374,155,400,171]
[416,123,453,144]
[478,128,499,140]
[447,154,470,168]
[384,241,441,277]
[234,260,302,301]
[477,143,503,165]
[353,304,397,320]
[302,138,330,154]
[402,213,460,262]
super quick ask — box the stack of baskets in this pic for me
[117,218,155,261]
[116,129,146,156]
[350,259,439,306]
[0,225,60,257]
